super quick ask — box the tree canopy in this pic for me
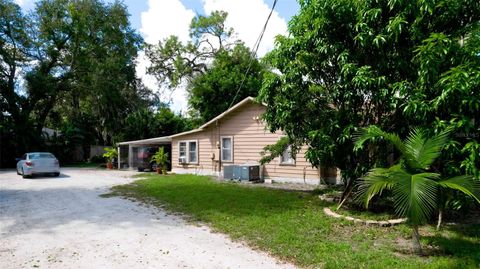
[188,43,265,122]
[118,105,194,142]
[145,11,266,122]
[0,0,153,166]
[259,0,480,188]
[1,2,255,167]
[145,10,236,89]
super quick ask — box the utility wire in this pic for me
[228,0,278,109]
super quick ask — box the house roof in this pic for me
[117,136,171,146]
[117,96,262,145]
[170,97,262,138]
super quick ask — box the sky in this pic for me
[14,0,300,113]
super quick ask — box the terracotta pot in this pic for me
[106,162,113,169]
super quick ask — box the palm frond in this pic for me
[393,171,439,224]
[355,166,398,208]
[438,175,480,203]
[354,125,405,155]
[404,128,452,170]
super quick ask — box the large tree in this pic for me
[40,0,145,145]
[145,10,236,89]
[118,105,194,142]
[1,0,37,162]
[0,0,144,166]
[145,11,266,121]
[187,43,265,122]
[259,0,480,194]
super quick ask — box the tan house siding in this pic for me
[172,127,215,174]
[171,100,339,183]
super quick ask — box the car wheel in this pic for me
[53,172,60,177]
[138,167,144,172]
[22,168,30,179]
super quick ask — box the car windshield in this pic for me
[29,153,55,159]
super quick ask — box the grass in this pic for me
[110,174,480,269]
[331,205,395,221]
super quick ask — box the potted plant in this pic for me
[150,147,169,175]
[103,147,118,169]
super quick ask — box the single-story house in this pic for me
[118,97,340,184]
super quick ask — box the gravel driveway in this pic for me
[0,168,295,269]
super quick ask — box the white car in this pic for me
[16,152,60,178]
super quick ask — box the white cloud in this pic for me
[137,0,195,114]
[140,0,195,43]
[14,0,35,9]
[202,0,287,57]
[138,0,288,113]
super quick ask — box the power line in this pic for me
[228,0,278,109]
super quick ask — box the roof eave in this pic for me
[116,136,172,146]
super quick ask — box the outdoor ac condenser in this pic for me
[223,165,241,180]
[224,165,260,181]
[223,165,234,179]
[239,165,260,181]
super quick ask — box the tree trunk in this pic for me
[412,226,423,255]
[336,187,353,211]
[437,189,445,231]
[338,177,354,210]
[436,209,443,231]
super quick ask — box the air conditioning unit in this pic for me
[223,165,241,180]
[178,157,187,164]
[223,164,260,181]
[239,165,260,181]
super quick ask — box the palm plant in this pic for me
[103,147,118,169]
[151,147,169,175]
[354,126,480,255]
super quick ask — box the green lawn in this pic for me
[110,174,480,269]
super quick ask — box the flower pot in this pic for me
[106,162,113,169]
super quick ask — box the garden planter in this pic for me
[106,162,114,169]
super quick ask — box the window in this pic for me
[280,145,295,165]
[179,142,187,159]
[188,141,197,163]
[178,140,198,164]
[30,153,55,159]
[221,136,233,162]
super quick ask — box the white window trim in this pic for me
[188,140,198,164]
[178,140,198,164]
[220,136,233,163]
[178,141,187,160]
[279,144,296,166]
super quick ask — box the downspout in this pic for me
[303,166,306,184]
